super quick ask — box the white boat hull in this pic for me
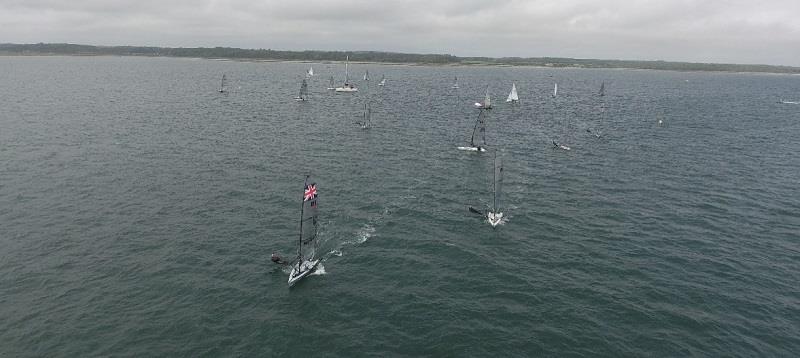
[487,212,503,227]
[288,259,320,287]
[335,87,358,92]
[457,146,487,152]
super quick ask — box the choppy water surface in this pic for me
[1,56,799,357]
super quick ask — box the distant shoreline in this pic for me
[2,43,799,75]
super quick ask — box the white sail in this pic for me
[378,75,386,86]
[363,69,370,81]
[506,83,519,102]
[553,83,558,98]
[483,88,492,109]
[307,66,314,77]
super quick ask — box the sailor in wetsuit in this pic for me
[271,252,287,265]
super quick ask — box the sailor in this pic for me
[271,252,286,265]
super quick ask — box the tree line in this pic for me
[2,43,798,74]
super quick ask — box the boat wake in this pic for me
[310,264,326,276]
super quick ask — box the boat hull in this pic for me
[288,259,320,287]
[335,87,358,92]
[487,212,503,227]
[457,146,487,152]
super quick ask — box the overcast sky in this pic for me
[2,0,799,66]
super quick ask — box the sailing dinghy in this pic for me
[469,150,504,227]
[551,83,571,150]
[287,176,321,287]
[587,82,605,138]
[335,56,358,92]
[294,78,309,101]
[307,66,314,77]
[218,74,227,93]
[451,76,459,89]
[506,83,519,103]
[355,102,371,129]
[474,87,492,109]
[327,76,336,90]
[378,75,386,86]
[458,105,489,152]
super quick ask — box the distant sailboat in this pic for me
[551,83,570,150]
[327,76,336,91]
[363,69,370,82]
[378,75,386,86]
[355,102,371,129]
[307,66,314,77]
[587,82,605,138]
[294,78,309,101]
[474,87,492,109]
[287,175,321,287]
[218,74,227,93]
[469,150,504,227]
[506,83,519,103]
[451,76,459,89]
[335,56,358,92]
[457,106,489,152]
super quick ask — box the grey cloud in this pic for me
[0,0,798,66]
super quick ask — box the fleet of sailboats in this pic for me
[335,56,358,92]
[254,70,635,286]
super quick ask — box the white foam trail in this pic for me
[355,224,375,244]
[311,264,326,276]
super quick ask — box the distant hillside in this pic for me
[2,43,798,74]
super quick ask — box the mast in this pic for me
[492,150,497,212]
[345,56,349,84]
[297,175,309,263]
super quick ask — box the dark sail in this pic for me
[470,109,488,147]
[298,176,319,261]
